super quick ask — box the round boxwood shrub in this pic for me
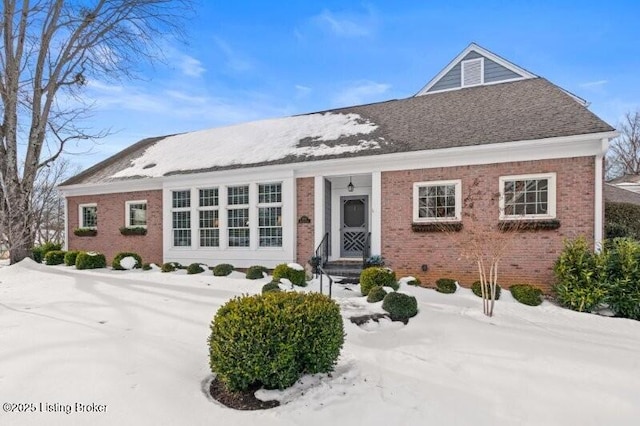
[44,250,66,265]
[32,242,62,263]
[272,263,307,287]
[246,265,268,280]
[436,278,457,294]
[366,285,387,303]
[209,292,344,392]
[407,277,422,286]
[382,292,418,321]
[161,262,177,273]
[75,251,106,270]
[213,263,234,276]
[471,280,502,300]
[187,263,205,274]
[64,251,80,266]
[510,284,543,306]
[142,263,152,271]
[360,267,397,296]
[261,281,281,294]
[112,252,142,270]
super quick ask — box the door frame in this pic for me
[339,195,369,258]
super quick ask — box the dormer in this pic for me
[416,43,537,96]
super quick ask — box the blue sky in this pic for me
[74,0,640,167]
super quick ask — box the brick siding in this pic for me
[296,177,314,265]
[67,190,163,265]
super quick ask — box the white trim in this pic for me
[594,137,608,250]
[314,176,325,252]
[498,173,557,220]
[63,199,69,250]
[461,58,484,87]
[416,42,537,96]
[124,199,148,228]
[412,180,462,222]
[371,171,382,255]
[78,203,97,229]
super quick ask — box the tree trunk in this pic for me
[4,179,35,264]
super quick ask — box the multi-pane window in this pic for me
[258,183,282,247]
[199,188,219,247]
[227,185,249,247]
[172,190,191,246]
[501,174,556,219]
[80,204,97,228]
[413,180,461,222]
[126,201,147,227]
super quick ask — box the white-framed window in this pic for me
[258,183,282,247]
[227,185,250,247]
[461,57,484,87]
[198,188,219,247]
[499,173,556,220]
[79,203,98,228]
[171,190,191,247]
[125,200,147,228]
[413,180,462,222]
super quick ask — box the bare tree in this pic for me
[0,0,191,263]
[607,111,640,179]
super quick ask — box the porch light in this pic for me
[347,176,354,192]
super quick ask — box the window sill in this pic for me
[411,222,463,232]
[498,219,561,231]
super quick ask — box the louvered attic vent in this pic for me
[462,58,483,87]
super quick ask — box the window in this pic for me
[413,180,462,222]
[500,173,556,219]
[172,190,191,246]
[199,188,219,247]
[79,203,97,228]
[258,183,282,247]
[125,200,147,227]
[227,185,250,247]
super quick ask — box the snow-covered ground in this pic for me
[1,259,639,426]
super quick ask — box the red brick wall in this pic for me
[381,157,596,291]
[296,177,314,265]
[67,190,163,265]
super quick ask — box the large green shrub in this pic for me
[208,292,344,391]
[187,263,205,274]
[64,250,80,266]
[32,242,62,263]
[75,251,106,270]
[605,202,640,240]
[360,267,397,296]
[510,284,543,306]
[382,292,418,321]
[366,285,387,303]
[553,237,607,312]
[272,263,307,287]
[44,250,66,265]
[435,278,457,294]
[471,281,502,300]
[112,252,142,270]
[213,263,234,276]
[246,265,268,280]
[261,281,281,294]
[603,238,640,320]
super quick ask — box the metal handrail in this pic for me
[314,232,329,270]
[317,265,334,299]
[362,231,371,267]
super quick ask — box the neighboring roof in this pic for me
[608,174,640,184]
[604,183,640,206]
[62,77,614,186]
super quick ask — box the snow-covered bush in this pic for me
[75,251,106,270]
[436,278,457,294]
[246,265,268,280]
[208,292,344,391]
[112,252,142,270]
[212,263,234,276]
[161,262,177,273]
[261,281,281,294]
[366,285,387,303]
[360,267,397,296]
[382,292,418,321]
[510,284,543,306]
[44,250,66,265]
[64,251,80,266]
[472,280,501,300]
[186,263,205,274]
[142,263,152,271]
[32,242,62,263]
[272,263,307,287]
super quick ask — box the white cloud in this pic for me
[313,8,375,37]
[332,81,390,107]
[295,85,312,98]
[580,80,608,88]
[213,36,252,72]
[178,55,205,77]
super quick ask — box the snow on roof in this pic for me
[111,112,379,179]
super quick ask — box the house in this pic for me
[58,43,616,290]
[608,174,640,194]
[604,182,640,206]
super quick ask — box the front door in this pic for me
[340,195,368,258]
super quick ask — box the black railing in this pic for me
[362,231,371,268]
[314,232,329,271]
[317,265,334,299]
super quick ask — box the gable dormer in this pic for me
[416,43,537,96]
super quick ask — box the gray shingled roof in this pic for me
[604,184,640,205]
[608,174,640,184]
[62,77,614,186]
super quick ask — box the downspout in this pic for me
[594,137,609,251]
